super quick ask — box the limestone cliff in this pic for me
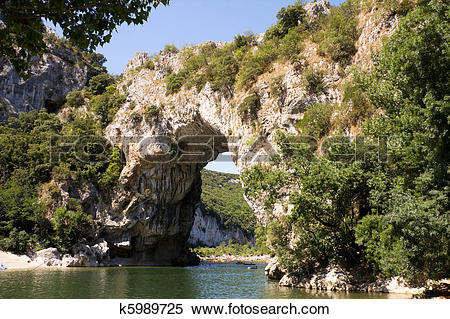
[188,205,254,247]
[0,29,90,120]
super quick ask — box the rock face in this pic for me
[265,257,286,280]
[98,2,402,266]
[0,30,89,120]
[187,205,253,247]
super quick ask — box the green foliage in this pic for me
[356,190,449,280]
[339,72,374,127]
[130,112,143,124]
[234,32,256,48]
[143,105,161,120]
[296,102,333,138]
[302,67,326,94]
[278,26,305,61]
[270,75,286,98]
[134,59,155,73]
[142,60,155,70]
[193,241,267,257]
[237,39,279,88]
[238,92,261,121]
[166,42,240,95]
[0,107,123,253]
[53,199,92,252]
[85,73,116,96]
[165,73,186,95]
[314,1,359,65]
[265,1,307,40]
[0,0,170,77]
[206,55,239,94]
[163,44,179,54]
[64,91,84,108]
[201,170,256,235]
[98,148,123,192]
[89,83,126,128]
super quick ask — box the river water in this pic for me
[0,263,410,299]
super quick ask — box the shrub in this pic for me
[65,91,84,108]
[52,199,92,252]
[165,73,186,95]
[270,75,286,98]
[89,84,126,128]
[130,112,142,124]
[296,102,333,138]
[315,2,359,65]
[303,67,326,94]
[341,75,373,125]
[135,59,155,72]
[278,26,305,61]
[163,44,179,54]
[98,148,123,192]
[238,91,261,121]
[234,31,256,48]
[142,59,155,70]
[237,39,279,88]
[85,73,115,95]
[265,1,307,40]
[143,104,160,120]
[207,55,239,94]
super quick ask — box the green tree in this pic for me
[0,0,170,77]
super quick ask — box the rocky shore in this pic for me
[264,258,450,298]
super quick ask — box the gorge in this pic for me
[0,0,448,293]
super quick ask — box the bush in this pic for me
[265,1,307,40]
[356,191,450,280]
[65,91,84,108]
[163,44,179,54]
[207,55,239,93]
[130,112,142,124]
[315,1,359,65]
[270,75,286,98]
[98,148,123,192]
[143,104,160,120]
[238,92,261,121]
[303,67,326,94]
[237,39,279,88]
[296,102,333,138]
[234,31,255,48]
[52,199,92,252]
[165,73,186,95]
[89,84,126,128]
[85,73,115,95]
[278,26,305,61]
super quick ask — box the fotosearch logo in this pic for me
[49,134,399,165]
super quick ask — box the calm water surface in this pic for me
[0,263,410,299]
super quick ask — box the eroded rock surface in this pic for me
[0,29,89,120]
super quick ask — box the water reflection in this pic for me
[0,264,411,299]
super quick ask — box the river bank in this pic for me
[198,254,270,263]
[264,258,450,299]
[0,251,44,270]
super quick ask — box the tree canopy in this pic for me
[0,0,170,77]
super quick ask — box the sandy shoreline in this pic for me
[0,251,47,270]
